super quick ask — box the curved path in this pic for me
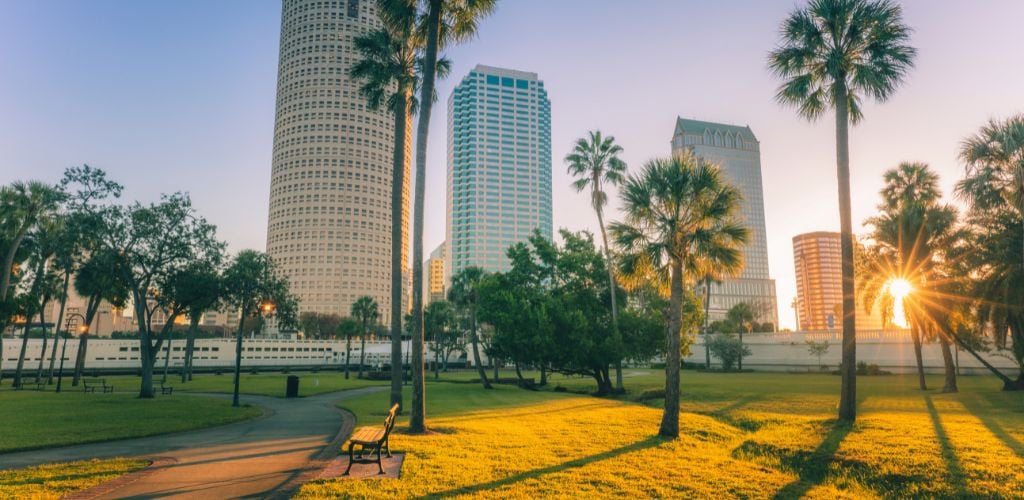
[0,387,382,499]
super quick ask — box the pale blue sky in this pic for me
[2,1,1022,328]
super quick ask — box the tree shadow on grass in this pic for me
[961,394,1024,459]
[767,420,852,499]
[422,436,664,498]
[924,395,968,496]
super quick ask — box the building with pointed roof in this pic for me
[672,117,779,328]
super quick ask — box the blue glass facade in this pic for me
[446,65,553,277]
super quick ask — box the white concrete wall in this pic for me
[687,329,1019,375]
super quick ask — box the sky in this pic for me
[2,0,1023,329]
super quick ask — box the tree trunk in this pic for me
[35,307,48,383]
[660,259,684,438]
[471,310,492,389]
[493,358,499,381]
[182,315,199,383]
[46,271,70,384]
[939,334,958,393]
[72,334,88,387]
[835,85,858,423]
[947,325,1018,389]
[407,0,441,436]
[703,278,712,369]
[514,361,523,382]
[161,332,173,384]
[0,229,29,306]
[344,333,351,380]
[139,346,156,399]
[738,330,744,371]
[911,325,927,390]
[358,328,366,379]
[389,86,412,413]
[434,344,440,380]
[233,313,246,407]
[596,205,623,392]
[13,314,33,388]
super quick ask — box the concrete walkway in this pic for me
[0,387,384,499]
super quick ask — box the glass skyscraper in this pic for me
[671,118,779,328]
[446,65,552,277]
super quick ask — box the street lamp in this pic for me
[232,300,275,407]
[57,313,88,393]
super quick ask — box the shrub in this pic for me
[707,333,752,371]
[638,388,666,401]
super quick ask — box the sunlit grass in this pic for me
[299,372,1024,498]
[0,458,147,499]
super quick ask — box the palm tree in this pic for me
[956,115,1024,270]
[768,0,916,422]
[566,130,628,391]
[860,163,960,392]
[351,295,379,380]
[610,151,748,438]
[448,266,492,389]
[352,0,420,411]
[409,0,497,434]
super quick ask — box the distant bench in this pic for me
[343,403,399,475]
[159,380,174,395]
[82,378,114,393]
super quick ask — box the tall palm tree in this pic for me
[956,115,1024,270]
[352,0,420,411]
[351,296,379,380]
[409,0,497,434]
[448,266,492,389]
[566,130,627,391]
[768,0,916,422]
[611,151,748,438]
[860,163,960,392]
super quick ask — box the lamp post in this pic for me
[57,313,87,393]
[233,301,275,407]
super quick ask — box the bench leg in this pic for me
[376,444,385,475]
[383,436,392,458]
[342,442,356,476]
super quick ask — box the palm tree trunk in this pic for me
[407,0,442,436]
[46,271,70,384]
[939,333,958,393]
[703,278,712,369]
[471,309,492,389]
[35,307,48,383]
[389,88,412,412]
[835,85,858,423]
[596,206,623,392]
[660,259,684,438]
[911,325,926,390]
[13,312,34,388]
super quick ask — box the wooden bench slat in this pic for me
[350,427,385,444]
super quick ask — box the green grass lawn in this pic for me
[0,458,148,499]
[299,370,1024,498]
[0,391,260,453]
[94,370,387,397]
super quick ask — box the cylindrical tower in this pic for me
[266,0,408,324]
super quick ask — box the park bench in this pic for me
[343,403,399,475]
[82,378,114,393]
[159,380,174,395]
[15,379,46,391]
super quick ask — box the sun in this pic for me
[888,278,913,328]
[889,278,913,301]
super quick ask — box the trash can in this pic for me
[285,375,299,398]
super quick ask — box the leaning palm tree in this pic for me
[860,163,961,392]
[351,295,379,380]
[352,0,420,411]
[768,0,916,422]
[448,266,492,389]
[566,130,628,391]
[408,0,497,434]
[956,115,1024,270]
[611,151,748,438]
